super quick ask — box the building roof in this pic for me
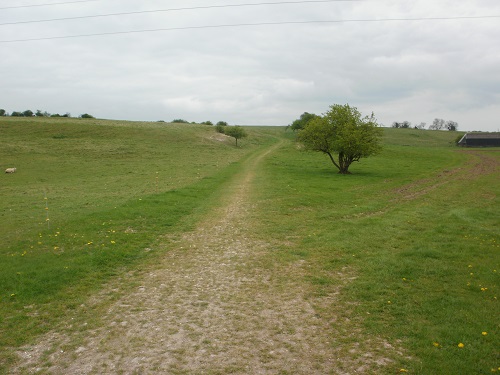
[463,132,500,139]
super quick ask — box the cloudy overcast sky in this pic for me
[1,0,499,131]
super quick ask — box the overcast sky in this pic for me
[1,0,499,131]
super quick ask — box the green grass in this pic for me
[1,119,498,374]
[0,117,278,369]
[251,129,499,374]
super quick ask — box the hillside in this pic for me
[1,118,498,374]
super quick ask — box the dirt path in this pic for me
[13,141,400,374]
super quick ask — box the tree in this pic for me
[445,120,458,131]
[0,109,6,116]
[201,121,213,125]
[392,121,411,128]
[289,112,318,131]
[297,103,383,174]
[429,118,445,130]
[23,109,34,117]
[11,111,23,117]
[215,121,227,134]
[80,113,94,119]
[224,126,247,146]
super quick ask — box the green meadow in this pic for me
[1,117,498,374]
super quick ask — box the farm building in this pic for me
[457,132,500,147]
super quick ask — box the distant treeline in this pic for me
[0,108,94,119]
[390,118,458,131]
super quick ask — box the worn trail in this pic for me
[14,141,398,374]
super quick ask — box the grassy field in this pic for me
[1,118,498,373]
[252,128,499,373]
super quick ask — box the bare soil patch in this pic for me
[13,143,403,374]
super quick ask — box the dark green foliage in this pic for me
[289,112,318,131]
[172,119,189,123]
[445,120,458,131]
[80,113,95,119]
[215,124,226,133]
[392,121,412,128]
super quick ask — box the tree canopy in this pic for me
[297,104,383,174]
[224,126,247,147]
[289,112,319,131]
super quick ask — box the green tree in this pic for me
[23,109,34,117]
[224,126,247,147]
[80,113,94,119]
[289,112,318,131]
[297,103,383,174]
[445,120,458,131]
[215,121,227,134]
[0,109,6,116]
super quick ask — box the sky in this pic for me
[1,0,499,131]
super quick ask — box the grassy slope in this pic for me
[0,117,278,368]
[252,128,499,374]
[1,120,498,374]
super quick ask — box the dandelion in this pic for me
[433,342,440,347]
[399,369,408,373]
[482,331,488,336]
[458,343,465,348]
[111,240,116,244]
[481,287,488,292]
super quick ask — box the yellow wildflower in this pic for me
[458,343,465,348]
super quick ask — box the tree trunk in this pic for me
[338,152,352,174]
[326,152,341,171]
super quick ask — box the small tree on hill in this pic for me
[392,121,411,128]
[445,120,458,131]
[297,103,382,174]
[80,113,94,119]
[429,118,445,130]
[224,126,247,147]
